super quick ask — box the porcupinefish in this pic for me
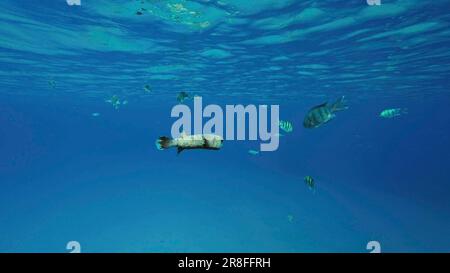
[156,132,223,154]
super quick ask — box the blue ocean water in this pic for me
[1,0,450,253]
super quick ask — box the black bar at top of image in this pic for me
[0,253,448,272]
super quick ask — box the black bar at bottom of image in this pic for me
[0,253,447,272]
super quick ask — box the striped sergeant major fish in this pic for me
[279,120,293,133]
[303,96,348,129]
[304,176,315,190]
[177,91,190,103]
[380,108,407,119]
[156,132,223,154]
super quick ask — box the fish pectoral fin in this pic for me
[177,147,184,155]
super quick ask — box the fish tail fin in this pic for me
[331,96,349,112]
[402,108,408,114]
[156,136,174,150]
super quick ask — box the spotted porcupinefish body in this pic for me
[156,133,223,154]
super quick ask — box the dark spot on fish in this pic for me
[202,136,209,148]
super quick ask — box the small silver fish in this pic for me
[48,80,56,88]
[106,95,121,109]
[287,215,294,223]
[144,84,152,93]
